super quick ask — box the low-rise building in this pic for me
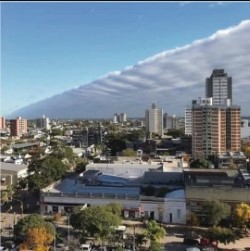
[0,162,28,190]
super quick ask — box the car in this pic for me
[77,244,92,251]
[183,237,200,245]
[56,243,69,251]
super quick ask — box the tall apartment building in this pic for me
[184,108,192,135]
[145,103,163,137]
[192,99,226,159]
[163,113,178,130]
[10,117,28,137]
[113,113,127,124]
[36,115,50,130]
[192,69,241,159]
[0,117,6,130]
[226,106,241,151]
[206,69,232,106]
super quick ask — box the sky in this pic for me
[2,1,250,118]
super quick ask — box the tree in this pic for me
[122,148,137,157]
[207,226,235,245]
[20,226,55,251]
[75,158,88,173]
[105,202,122,216]
[27,156,67,191]
[149,241,163,251]
[190,158,210,168]
[70,204,121,243]
[234,203,250,229]
[51,128,62,136]
[143,220,166,246]
[166,129,184,138]
[202,200,231,226]
[104,132,127,156]
[14,214,55,243]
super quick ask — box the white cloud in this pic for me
[10,20,250,119]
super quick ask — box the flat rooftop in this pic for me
[43,178,140,197]
[0,162,28,172]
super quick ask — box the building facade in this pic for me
[226,106,241,151]
[0,117,6,130]
[145,103,163,137]
[10,117,28,137]
[206,69,232,107]
[192,100,226,159]
[185,108,192,135]
[163,113,178,130]
[36,115,50,130]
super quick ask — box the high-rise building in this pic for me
[226,106,241,151]
[205,69,232,107]
[163,113,178,130]
[185,108,192,135]
[113,113,119,124]
[36,115,50,130]
[113,113,127,124]
[0,117,6,130]
[192,98,227,159]
[119,113,127,123]
[10,117,28,137]
[145,103,163,137]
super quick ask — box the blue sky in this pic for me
[2,2,250,117]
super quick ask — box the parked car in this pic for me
[77,244,92,251]
[183,237,200,245]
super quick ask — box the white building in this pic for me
[36,115,50,130]
[40,162,187,224]
[145,103,163,137]
[241,119,250,139]
[185,107,192,135]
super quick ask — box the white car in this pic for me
[77,244,92,251]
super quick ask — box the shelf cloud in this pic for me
[9,20,250,119]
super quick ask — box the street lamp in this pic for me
[12,198,23,217]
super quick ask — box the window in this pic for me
[177,209,181,219]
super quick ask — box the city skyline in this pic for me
[2,2,250,118]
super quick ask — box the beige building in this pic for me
[10,117,28,137]
[0,117,6,130]
[226,106,241,151]
[192,100,241,159]
[145,103,163,137]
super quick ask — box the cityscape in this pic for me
[1,2,250,251]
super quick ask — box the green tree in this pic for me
[122,148,137,157]
[104,132,127,156]
[70,204,121,243]
[143,220,166,246]
[1,145,10,154]
[190,158,210,168]
[51,128,62,136]
[166,129,184,138]
[207,226,235,245]
[149,241,163,251]
[105,202,122,216]
[14,214,55,243]
[75,158,89,173]
[202,200,231,226]
[27,156,67,191]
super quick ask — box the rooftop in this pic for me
[0,162,28,172]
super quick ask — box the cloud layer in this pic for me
[10,20,250,119]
